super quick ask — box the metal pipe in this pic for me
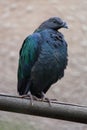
[0,94,87,124]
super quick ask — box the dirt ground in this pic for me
[0,0,87,130]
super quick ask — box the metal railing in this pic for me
[0,94,87,124]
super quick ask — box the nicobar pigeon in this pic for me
[17,17,68,101]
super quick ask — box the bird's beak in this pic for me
[63,22,68,29]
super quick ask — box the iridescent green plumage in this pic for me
[18,33,41,95]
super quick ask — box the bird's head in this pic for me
[37,17,68,31]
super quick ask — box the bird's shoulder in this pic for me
[18,32,42,80]
[19,32,42,56]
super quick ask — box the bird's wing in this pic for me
[17,33,41,95]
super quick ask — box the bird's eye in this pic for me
[53,20,57,23]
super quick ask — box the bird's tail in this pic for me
[17,79,31,95]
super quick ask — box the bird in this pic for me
[17,17,68,103]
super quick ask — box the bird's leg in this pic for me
[41,92,51,106]
[19,92,33,105]
[28,91,34,105]
[19,92,39,105]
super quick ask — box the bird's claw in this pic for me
[43,97,51,106]
[41,92,52,106]
[19,93,40,106]
[19,92,57,106]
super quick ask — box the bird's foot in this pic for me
[41,92,52,106]
[19,92,38,106]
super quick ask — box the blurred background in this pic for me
[0,0,87,129]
